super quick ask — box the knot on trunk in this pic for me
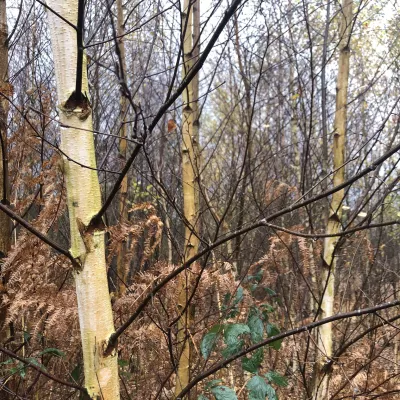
[61,91,91,121]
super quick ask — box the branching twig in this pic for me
[0,345,88,395]
[176,300,400,399]
[0,202,78,267]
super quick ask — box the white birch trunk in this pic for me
[46,2,119,398]
[175,0,200,396]
[116,0,129,297]
[313,1,352,398]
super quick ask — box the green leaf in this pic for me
[222,340,244,358]
[244,270,263,284]
[221,293,234,316]
[261,304,274,313]
[250,284,258,292]
[198,395,209,400]
[210,385,237,400]
[265,371,288,387]
[222,323,250,358]
[39,348,65,358]
[223,288,244,318]
[248,314,264,343]
[265,385,278,400]
[242,348,263,373]
[9,366,23,376]
[247,376,278,400]
[118,359,129,368]
[70,363,82,383]
[0,358,14,366]
[23,331,31,343]
[247,375,269,400]
[260,304,274,322]
[266,323,282,350]
[25,357,46,371]
[265,288,277,296]
[201,325,224,359]
[222,292,231,306]
[19,366,26,379]
[205,379,223,390]
[224,324,250,346]
[201,330,218,358]
[209,324,225,333]
[233,287,244,305]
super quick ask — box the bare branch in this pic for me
[0,345,88,395]
[176,300,400,399]
[0,202,78,267]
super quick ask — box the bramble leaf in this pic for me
[210,385,237,400]
[265,371,288,387]
[242,348,263,373]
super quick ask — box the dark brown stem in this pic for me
[36,0,78,31]
[75,0,85,101]
[0,202,78,267]
[176,300,400,399]
[0,345,88,395]
[262,220,400,239]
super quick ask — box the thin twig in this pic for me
[0,346,87,394]
[176,300,400,399]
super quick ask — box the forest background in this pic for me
[0,0,400,399]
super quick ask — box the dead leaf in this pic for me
[167,119,177,133]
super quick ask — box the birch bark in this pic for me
[175,0,200,396]
[46,2,119,398]
[313,1,353,398]
[116,0,129,297]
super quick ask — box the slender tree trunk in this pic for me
[46,2,119,398]
[320,0,331,194]
[313,1,353,398]
[116,0,129,297]
[158,114,173,264]
[0,6,13,400]
[0,0,11,344]
[233,12,251,276]
[175,0,200,397]
[289,65,301,185]
[287,2,301,187]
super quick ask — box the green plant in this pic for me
[199,279,287,399]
